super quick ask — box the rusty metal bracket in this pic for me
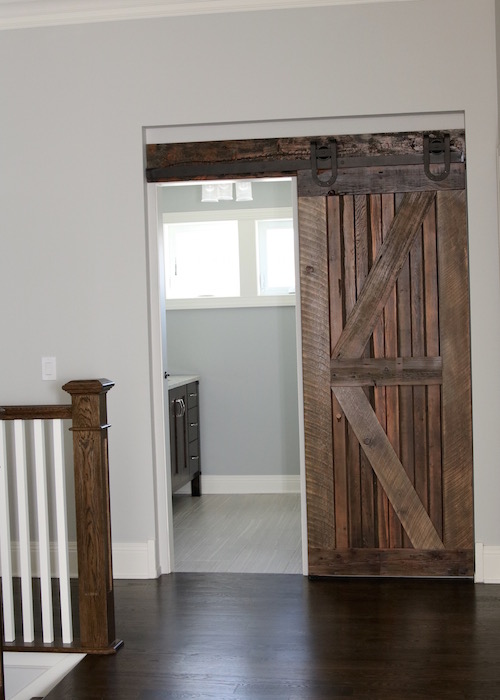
[424,133,451,182]
[311,140,338,187]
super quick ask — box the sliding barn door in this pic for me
[298,187,473,577]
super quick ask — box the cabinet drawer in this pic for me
[187,382,199,409]
[188,440,200,476]
[188,406,199,443]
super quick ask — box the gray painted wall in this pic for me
[0,0,499,553]
[167,306,300,476]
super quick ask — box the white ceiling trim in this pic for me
[0,0,416,31]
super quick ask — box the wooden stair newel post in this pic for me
[62,379,122,653]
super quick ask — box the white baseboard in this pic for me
[111,539,158,579]
[4,538,498,582]
[2,540,158,580]
[176,474,301,495]
[474,543,500,583]
[5,542,79,578]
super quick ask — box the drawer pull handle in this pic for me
[173,398,186,417]
[189,393,198,398]
[190,455,200,461]
[190,422,198,428]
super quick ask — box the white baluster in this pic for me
[33,419,54,643]
[52,419,73,644]
[14,420,34,642]
[0,421,15,642]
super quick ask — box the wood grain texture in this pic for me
[332,386,444,550]
[297,163,465,196]
[298,196,335,550]
[381,194,403,548]
[410,229,428,511]
[437,190,473,549]
[355,195,376,548]
[343,196,362,547]
[0,405,72,420]
[330,357,442,386]
[63,380,119,653]
[395,194,414,549]
[309,548,473,577]
[423,201,443,538]
[370,195,390,548]
[333,192,436,360]
[328,196,349,549]
[42,572,500,700]
[147,130,465,172]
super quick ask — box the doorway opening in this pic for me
[147,125,473,579]
[158,177,304,574]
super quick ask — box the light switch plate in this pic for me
[41,356,57,380]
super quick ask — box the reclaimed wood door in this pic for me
[298,187,473,577]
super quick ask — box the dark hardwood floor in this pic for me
[43,574,500,699]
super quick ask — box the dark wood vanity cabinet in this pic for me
[169,380,201,496]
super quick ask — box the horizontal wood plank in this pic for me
[309,547,474,577]
[330,357,442,386]
[297,163,465,195]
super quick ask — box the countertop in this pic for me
[167,374,200,390]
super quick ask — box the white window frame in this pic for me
[163,207,295,310]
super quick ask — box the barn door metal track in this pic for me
[146,133,461,183]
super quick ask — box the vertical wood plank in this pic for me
[0,422,15,642]
[14,420,34,642]
[33,419,55,643]
[343,196,362,547]
[52,418,73,644]
[328,196,349,549]
[423,201,443,538]
[370,195,389,548]
[437,190,473,549]
[410,230,428,511]
[297,197,336,552]
[382,194,403,548]
[395,193,414,548]
[355,194,375,547]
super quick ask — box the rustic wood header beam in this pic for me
[146,131,465,184]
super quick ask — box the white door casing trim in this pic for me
[145,112,465,578]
